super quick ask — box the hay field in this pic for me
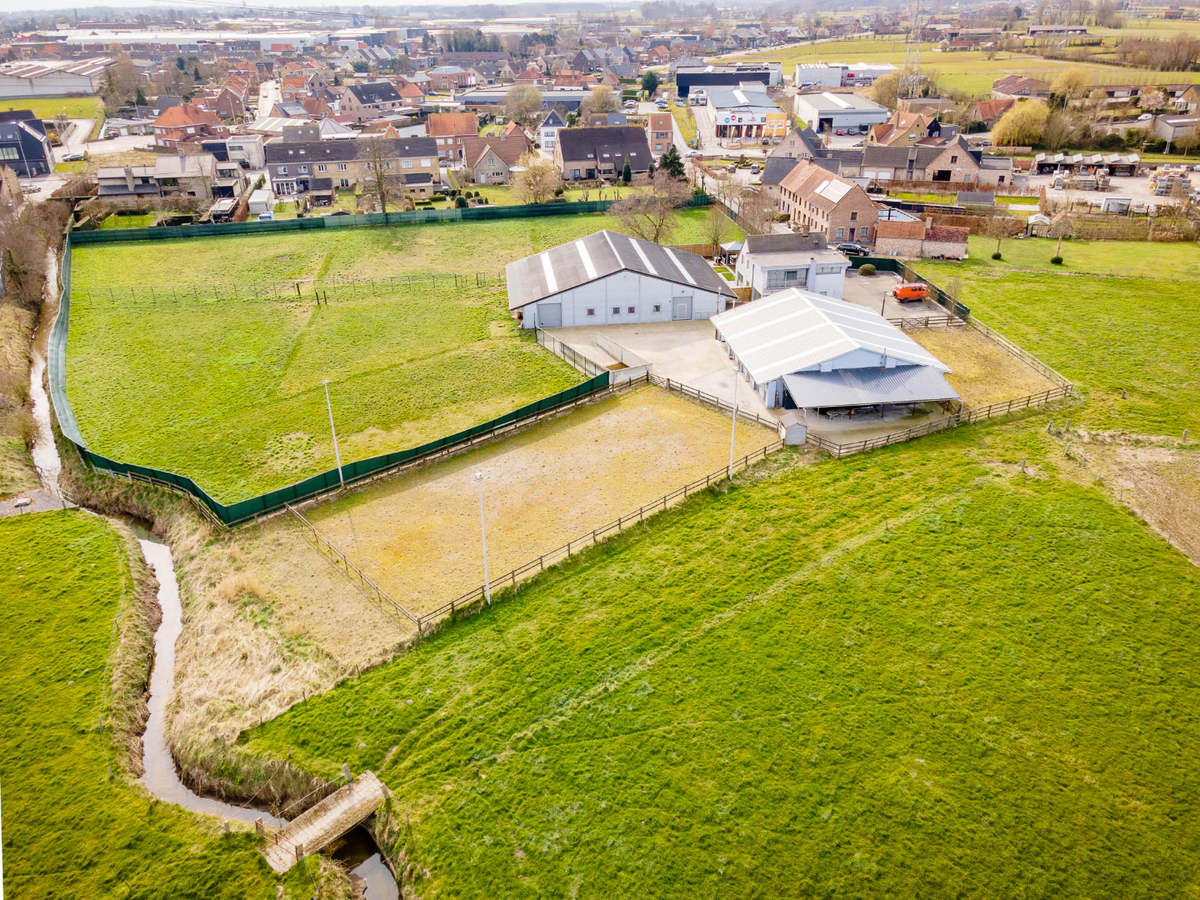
[307,386,776,616]
[913,327,1057,408]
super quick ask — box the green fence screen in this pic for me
[50,227,612,526]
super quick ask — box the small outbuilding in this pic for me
[507,230,736,329]
[711,288,959,411]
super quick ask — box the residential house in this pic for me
[554,126,653,180]
[426,111,479,161]
[991,75,1050,100]
[97,153,222,201]
[214,77,249,119]
[733,233,850,300]
[586,112,627,127]
[778,159,879,243]
[428,65,473,91]
[972,98,1015,127]
[866,110,951,147]
[648,111,674,155]
[279,75,309,101]
[0,109,53,176]
[266,130,440,198]
[200,134,266,169]
[151,103,228,151]
[875,219,969,259]
[458,131,532,184]
[340,81,404,123]
[515,68,550,86]
[394,79,426,103]
[537,108,567,151]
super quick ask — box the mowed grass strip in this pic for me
[243,427,1200,898]
[0,511,283,899]
[68,207,740,287]
[920,238,1200,435]
[66,283,581,502]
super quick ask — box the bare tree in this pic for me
[505,84,544,129]
[701,203,732,252]
[512,152,562,204]
[606,171,691,243]
[364,135,398,214]
[581,85,620,119]
[738,187,777,235]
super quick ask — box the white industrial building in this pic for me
[507,230,735,329]
[711,289,959,410]
[794,62,898,88]
[793,92,889,134]
[733,234,850,300]
[0,58,112,100]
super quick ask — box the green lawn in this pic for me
[668,98,697,146]
[65,280,582,502]
[244,424,1200,898]
[15,95,104,120]
[918,237,1200,435]
[0,511,305,898]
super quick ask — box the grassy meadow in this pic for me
[18,95,104,120]
[918,237,1200,436]
[244,422,1200,898]
[0,511,322,898]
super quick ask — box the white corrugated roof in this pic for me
[711,288,951,384]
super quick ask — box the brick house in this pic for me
[553,126,653,180]
[426,111,479,161]
[647,111,674,155]
[875,219,969,259]
[778,159,878,243]
[151,104,228,151]
[340,81,404,123]
[428,65,473,91]
[266,126,440,197]
[921,136,982,183]
[458,131,531,184]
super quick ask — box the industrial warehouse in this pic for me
[506,230,735,329]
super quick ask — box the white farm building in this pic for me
[507,230,735,329]
[711,288,960,411]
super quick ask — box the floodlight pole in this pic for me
[476,472,491,605]
[322,380,344,488]
[728,371,738,482]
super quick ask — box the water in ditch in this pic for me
[30,250,61,486]
[330,826,400,899]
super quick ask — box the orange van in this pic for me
[893,282,929,302]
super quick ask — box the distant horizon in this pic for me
[0,0,629,14]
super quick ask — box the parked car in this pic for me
[892,282,930,303]
[21,184,41,194]
[686,149,702,158]
[63,152,84,161]
[727,164,736,173]
[750,163,760,173]
[257,210,275,221]
[980,139,992,146]
[623,100,637,109]
[835,128,845,135]
[1138,113,1153,121]
[835,241,868,257]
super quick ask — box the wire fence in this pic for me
[72,272,504,306]
[535,328,609,379]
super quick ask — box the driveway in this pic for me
[548,321,776,420]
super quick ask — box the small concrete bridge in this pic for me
[259,771,388,874]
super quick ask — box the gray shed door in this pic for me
[539,302,562,327]
[672,296,693,320]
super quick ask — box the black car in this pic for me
[835,242,869,257]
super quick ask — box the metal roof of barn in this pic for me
[782,364,959,409]
[710,288,950,384]
[506,230,734,311]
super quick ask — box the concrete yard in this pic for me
[549,321,776,418]
[840,270,947,321]
[306,386,777,617]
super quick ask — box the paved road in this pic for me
[256,79,280,115]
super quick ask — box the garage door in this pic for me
[539,303,562,327]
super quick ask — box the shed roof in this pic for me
[783,363,959,408]
[506,230,734,311]
[711,288,950,384]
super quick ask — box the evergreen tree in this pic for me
[659,145,685,179]
[135,86,147,106]
[621,156,632,184]
[641,70,659,95]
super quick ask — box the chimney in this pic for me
[806,255,817,291]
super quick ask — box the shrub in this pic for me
[455,196,468,208]
[1051,255,1064,265]
[992,251,1002,260]
[859,263,876,276]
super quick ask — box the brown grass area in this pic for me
[912,328,1056,409]
[308,386,777,617]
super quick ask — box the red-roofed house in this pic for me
[875,218,969,259]
[152,104,229,150]
[426,111,479,161]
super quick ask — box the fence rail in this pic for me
[415,437,785,630]
[536,328,608,379]
[651,375,778,430]
[887,314,962,329]
[966,316,1073,386]
[286,504,420,626]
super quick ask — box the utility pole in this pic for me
[322,380,344,488]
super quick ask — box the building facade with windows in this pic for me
[778,159,879,244]
[733,233,850,300]
[265,132,439,197]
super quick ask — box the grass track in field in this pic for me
[0,511,301,899]
[244,427,1200,899]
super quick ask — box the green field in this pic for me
[730,37,1200,97]
[0,511,301,898]
[918,237,1200,436]
[16,95,104,120]
[65,280,581,502]
[244,422,1200,898]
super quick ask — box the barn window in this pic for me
[628,306,635,314]
[612,306,620,315]
[653,304,661,312]
[587,308,595,316]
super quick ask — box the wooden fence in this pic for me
[887,314,961,329]
[651,374,779,430]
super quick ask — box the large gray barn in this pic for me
[507,230,735,329]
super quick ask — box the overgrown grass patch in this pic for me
[65,283,581,501]
[245,425,1200,898]
[0,511,286,898]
